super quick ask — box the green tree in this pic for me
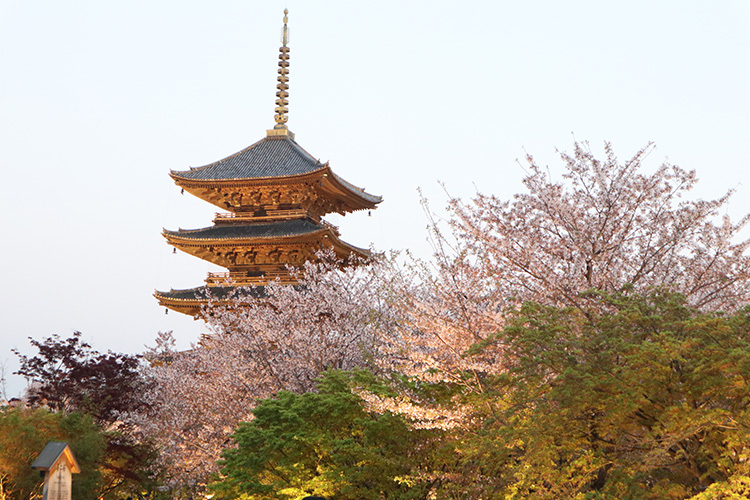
[211,371,440,500]
[13,333,158,498]
[453,291,750,499]
[0,408,105,500]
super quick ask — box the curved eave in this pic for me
[162,225,328,245]
[172,165,381,211]
[155,289,216,307]
[163,225,371,259]
[155,286,268,317]
[154,289,221,318]
[323,230,372,259]
[169,164,328,187]
[320,165,382,211]
[154,285,266,301]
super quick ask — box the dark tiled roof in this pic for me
[172,136,324,180]
[155,286,267,301]
[31,442,68,470]
[165,219,324,240]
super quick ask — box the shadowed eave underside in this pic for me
[162,219,373,260]
[169,136,382,209]
[154,286,268,317]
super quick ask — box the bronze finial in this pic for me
[271,9,290,132]
[282,8,289,47]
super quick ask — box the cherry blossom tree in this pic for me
[366,141,750,428]
[136,141,750,486]
[346,143,750,495]
[134,253,395,488]
[451,141,750,311]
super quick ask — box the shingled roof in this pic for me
[164,219,326,240]
[31,442,81,473]
[155,285,268,302]
[171,136,324,180]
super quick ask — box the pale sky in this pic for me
[2,1,749,397]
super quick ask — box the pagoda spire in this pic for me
[267,9,293,139]
[157,8,382,317]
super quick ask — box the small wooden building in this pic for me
[31,442,80,500]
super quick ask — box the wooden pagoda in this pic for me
[155,10,381,317]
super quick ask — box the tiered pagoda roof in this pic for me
[170,135,380,216]
[155,9,381,317]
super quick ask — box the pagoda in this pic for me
[155,10,381,317]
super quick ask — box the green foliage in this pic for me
[209,292,750,499]
[455,291,750,499]
[13,333,158,498]
[211,370,440,500]
[98,432,160,499]
[0,407,105,500]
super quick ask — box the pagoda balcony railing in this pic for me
[205,271,297,286]
[214,208,310,223]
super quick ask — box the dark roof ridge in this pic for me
[279,135,324,165]
[170,135,325,180]
[163,218,326,240]
[155,285,268,301]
